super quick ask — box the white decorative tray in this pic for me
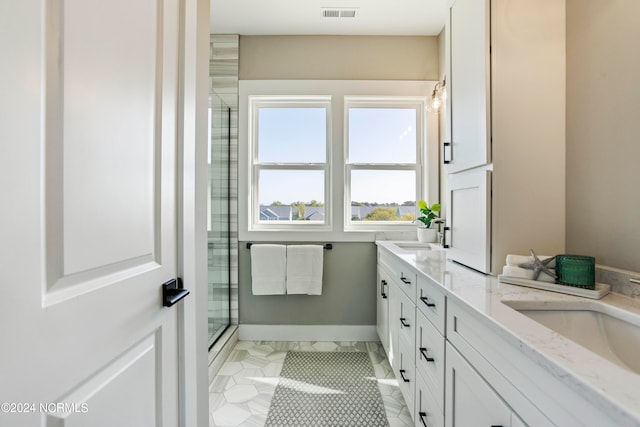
[498,275,611,300]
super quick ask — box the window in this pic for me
[239,80,436,239]
[249,97,331,229]
[345,98,424,228]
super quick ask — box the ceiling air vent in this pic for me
[322,9,340,18]
[321,8,357,18]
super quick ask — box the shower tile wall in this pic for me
[208,95,230,342]
[210,34,239,326]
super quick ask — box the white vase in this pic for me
[417,228,437,243]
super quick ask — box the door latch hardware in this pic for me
[162,278,190,307]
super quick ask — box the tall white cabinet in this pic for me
[445,0,566,273]
[447,0,491,173]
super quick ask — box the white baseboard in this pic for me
[238,324,379,342]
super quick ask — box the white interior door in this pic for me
[0,1,186,426]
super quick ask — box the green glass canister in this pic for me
[556,255,596,289]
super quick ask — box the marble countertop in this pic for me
[376,240,640,426]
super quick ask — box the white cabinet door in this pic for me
[446,344,511,427]
[447,0,491,173]
[397,335,416,418]
[0,1,191,425]
[387,281,400,370]
[416,371,444,427]
[376,267,390,353]
[416,311,445,412]
[447,169,492,273]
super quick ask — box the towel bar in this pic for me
[246,243,332,250]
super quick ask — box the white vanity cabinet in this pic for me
[445,0,566,273]
[378,247,447,424]
[379,248,419,421]
[377,243,634,427]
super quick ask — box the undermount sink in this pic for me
[393,242,432,250]
[502,299,640,374]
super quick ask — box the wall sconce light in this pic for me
[430,77,447,111]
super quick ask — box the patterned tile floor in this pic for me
[209,341,412,427]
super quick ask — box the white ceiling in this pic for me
[211,0,448,36]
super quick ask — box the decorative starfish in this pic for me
[518,249,556,281]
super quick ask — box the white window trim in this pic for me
[238,80,439,243]
[343,96,427,231]
[248,96,332,231]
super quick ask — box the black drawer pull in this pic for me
[380,280,388,299]
[400,275,411,284]
[419,412,429,427]
[400,318,410,328]
[420,347,435,362]
[420,296,436,307]
[400,369,410,383]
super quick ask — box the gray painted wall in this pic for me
[236,36,438,327]
[566,0,640,272]
[238,243,377,325]
[239,35,439,81]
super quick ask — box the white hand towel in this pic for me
[502,265,556,283]
[286,245,324,295]
[251,244,287,295]
[506,254,556,268]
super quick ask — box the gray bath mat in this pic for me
[265,351,389,426]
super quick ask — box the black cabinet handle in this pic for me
[400,369,410,383]
[400,275,411,284]
[444,142,452,164]
[443,226,450,249]
[420,296,436,307]
[420,347,435,362]
[400,318,410,328]
[162,278,190,307]
[381,280,387,299]
[419,412,429,427]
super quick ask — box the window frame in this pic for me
[248,96,332,231]
[238,80,438,242]
[343,97,426,230]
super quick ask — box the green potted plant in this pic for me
[416,200,441,243]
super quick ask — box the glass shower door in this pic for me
[208,94,231,347]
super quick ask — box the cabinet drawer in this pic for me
[397,334,416,417]
[382,252,417,302]
[416,311,445,412]
[397,288,416,349]
[416,274,446,334]
[415,371,444,427]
